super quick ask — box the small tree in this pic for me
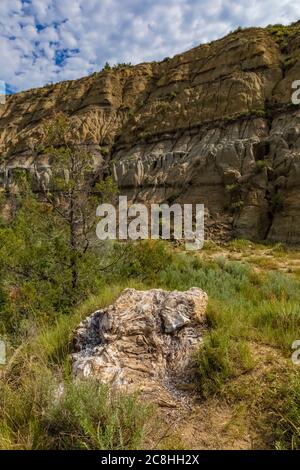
[103,62,111,71]
[40,115,117,294]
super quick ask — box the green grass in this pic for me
[0,281,155,450]
[275,375,300,450]
[1,239,300,449]
[196,328,254,397]
[0,374,154,450]
[152,249,300,449]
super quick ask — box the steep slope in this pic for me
[1,23,300,243]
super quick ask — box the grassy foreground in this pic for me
[0,239,300,449]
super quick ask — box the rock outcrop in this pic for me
[72,288,208,407]
[1,23,300,243]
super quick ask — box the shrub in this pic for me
[231,200,244,210]
[42,381,153,450]
[113,240,174,281]
[0,374,154,450]
[196,329,254,397]
[225,183,240,192]
[255,160,268,171]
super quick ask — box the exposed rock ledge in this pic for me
[72,288,208,407]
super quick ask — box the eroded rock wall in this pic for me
[1,24,300,243]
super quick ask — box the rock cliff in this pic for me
[1,23,300,243]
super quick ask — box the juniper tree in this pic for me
[39,114,117,293]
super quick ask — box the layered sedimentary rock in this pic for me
[72,287,208,407]
[1,23,300,242]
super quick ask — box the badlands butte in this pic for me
[1,22,300,243]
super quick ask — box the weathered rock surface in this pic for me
[72,288,208,407]
[1,23,300,243]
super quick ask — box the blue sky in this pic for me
[1,0,300,92]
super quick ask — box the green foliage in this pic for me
[100,146,110,156]
[112,62,133,70]
[267,23,300,48]
[44,381,153,450]
[225,183,240,192]
[112,240,174,281]
[1,134,300,452]
[0,192,105,337]
[0,373,153,450]
[0,283,155,450]
[0,194,68,336]
[275,375,300,450]
[156,252,300,401]
[230,200,244,210]
[252,109,267,118]
[255,159,268,171]
[226,238,254,251]
[231,26,244,34]
[41,116,119,292]
[138,130,151,141]
[164,91,178,100]
[102,62,132,72]
[94,176,118,203]
[196,328,254,397]
[284,55,299,69]
[0,116,119,338]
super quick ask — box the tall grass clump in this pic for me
[275,375,300,450]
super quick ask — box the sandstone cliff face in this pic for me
[1,23,300,243]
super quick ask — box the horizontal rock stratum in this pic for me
[1,23,300,242]
[72,288,208,407]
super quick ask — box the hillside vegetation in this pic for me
[0,187,299,449]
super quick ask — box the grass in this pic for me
[0,375,154,450]
[160,254,300,352]
[0,280,155,450]
[0,239,300,449]
[136,242,300,448]
[196,328,255,397]
[275,374,300,449]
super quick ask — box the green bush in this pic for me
[0,374,153,450]
[43,381,153,450]
[112,240,174,281]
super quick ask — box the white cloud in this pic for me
[0,0,300,92]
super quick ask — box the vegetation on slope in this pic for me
[0,117,299,449]
[0,198,300,448]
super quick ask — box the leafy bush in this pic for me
[112,240,174,281]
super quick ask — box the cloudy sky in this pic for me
[1,0,300,92]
